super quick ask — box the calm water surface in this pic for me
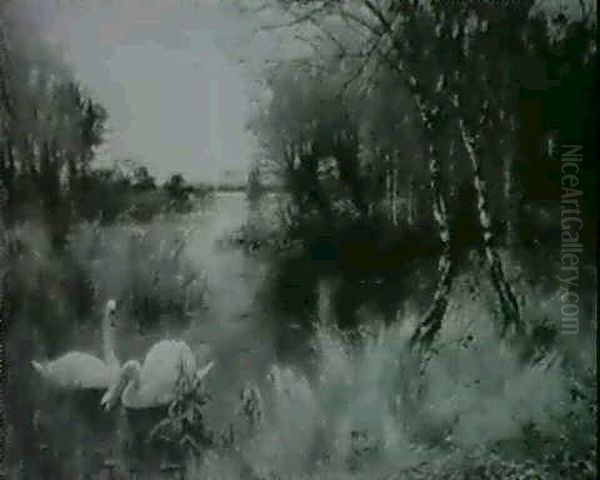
[24,192,291,477]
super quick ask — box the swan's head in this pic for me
[105,299,118,327]
[101,359,139,411]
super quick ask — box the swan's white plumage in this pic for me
[32,299,120,390]
[138,340,195,389]
[32,352,117,389]
[103,339,213,410]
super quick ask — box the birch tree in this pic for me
[244,0,530,345]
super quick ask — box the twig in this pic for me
[258,3,331,32]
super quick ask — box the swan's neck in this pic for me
[122,381,139,407]
[107,360,141,408]
[126,363,141,389]
[102,313,116,364]
[121,362,142,406]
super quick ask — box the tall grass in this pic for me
[5,216,210,478]
[5,200,596,479]
[183,275,595,480]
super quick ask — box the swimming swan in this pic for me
[31,300,120,389]
[100,339,214,410]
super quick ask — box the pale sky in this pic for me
[26,0,262,183]
[19,0,593,183]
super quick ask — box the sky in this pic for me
[24,0,263,183]
[16,0,593,183]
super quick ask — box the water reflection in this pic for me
[15,192,282,478]
[9,192,593,479]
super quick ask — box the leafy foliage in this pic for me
[164,173,195,212]
[249,0,597,252]
[149,361,214,458]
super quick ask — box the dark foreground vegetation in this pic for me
[235,0,597,346]
[222,1,597,477]
[0,4,211,477]
[1,0,597,479]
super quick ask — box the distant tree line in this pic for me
[0,4,211,243]
[1,6,107,242]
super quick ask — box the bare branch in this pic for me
[341,34,385,91]
[258,3,331,31]
[363,0,391,31]
[307,16,348,56]
[292,32,324,54]
[335,4,381,36]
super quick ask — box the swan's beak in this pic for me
[194,360,215,383]
[100,388,114,411]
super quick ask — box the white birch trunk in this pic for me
[392,167,398,227]
[385,166,391,223]
[459,117,522,336]
[407,174,415,226]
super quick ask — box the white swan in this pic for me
[32,299,120,389]
[101,339,214,410]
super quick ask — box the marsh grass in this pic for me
[149,361,215,460]
[182,270,595,480]
[5,202,596,479]
[4,218,210,478]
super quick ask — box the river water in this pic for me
[9,192,592,479]
[14,191,335,478]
